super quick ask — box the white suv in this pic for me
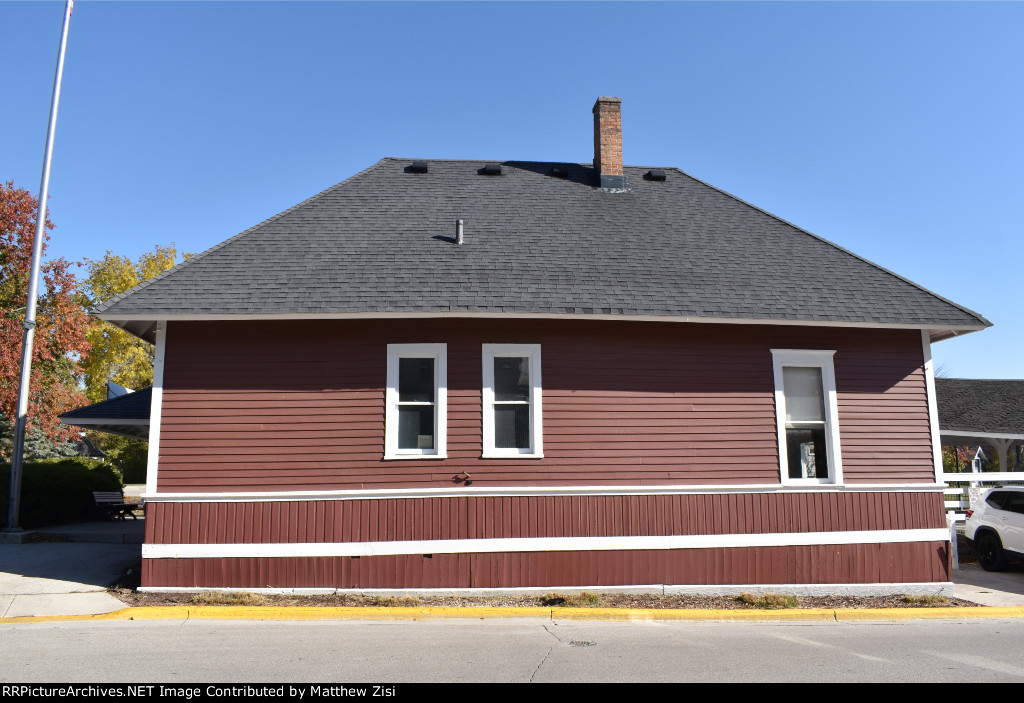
[966,486,1024,571]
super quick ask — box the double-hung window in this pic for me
[771,349,843,485]
[385,344,447,459]
[482,344,543,458]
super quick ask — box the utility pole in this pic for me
[6,0,74,531]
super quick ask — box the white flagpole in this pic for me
[6,0,74,531]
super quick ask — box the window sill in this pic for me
[780,479,843,487]
[481,452,545,460]
[383,454,448,461]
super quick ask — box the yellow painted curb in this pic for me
[549,607,838,622]
[833,607,1024,621]
[2,605,1023,625]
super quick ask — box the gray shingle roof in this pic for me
[58,387,152,440]
[60,387,152,422]
[936,378,1024,435]
[95,158,989,335]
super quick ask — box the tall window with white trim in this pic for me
[482,344,542,458]
[385,344,446,459]
[771,349,843,484]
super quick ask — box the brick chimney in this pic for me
[593,96,625,190]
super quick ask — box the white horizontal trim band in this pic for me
[59,418,149,426]
[137,582,954,597]
[940,430,1024,441]
[97,310,985,334]
[141,483,948,502]
[142,528,948,560]
[941,472,1024,481]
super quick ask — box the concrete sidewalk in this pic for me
[952,563,1024,607]
[0,520,142,618]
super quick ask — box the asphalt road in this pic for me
[2,617,1023,683]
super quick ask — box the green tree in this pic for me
[79,245,191,483]
[81,245,189,402]
[0,181,94,460]
[942,445,975,473]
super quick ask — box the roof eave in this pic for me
[96,311,991,345]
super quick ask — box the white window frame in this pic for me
[385,343,447,460]
[771,349,843,486]
[482,344,543,459]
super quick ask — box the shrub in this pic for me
[95,435,148,485]
[0,459,122,528]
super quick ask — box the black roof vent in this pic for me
[644,169,667,181]
[550,166,569,179]
[480,164,502,176]
[407,160,429,173]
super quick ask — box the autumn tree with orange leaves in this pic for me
[0,181,94,460]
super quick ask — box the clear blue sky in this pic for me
[4,1,1021,379]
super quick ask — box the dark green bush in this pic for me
[103,437,149,485]
[0,458,123,529]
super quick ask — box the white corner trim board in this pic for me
[145,321,167,496]
[921,330,945,485]
[142,528,949,560]
[140,483,949,503]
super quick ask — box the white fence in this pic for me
[943,471,1024,520]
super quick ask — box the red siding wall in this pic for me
[145,492,946,545]
[156,319,934,492]
[143,542,950,590]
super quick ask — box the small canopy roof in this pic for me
[936,378,1024,439]
[59,387,152,440]
[936,378,1024,470]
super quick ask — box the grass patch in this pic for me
[540,591,603,607]
[189,591,267,606]
[736,593,799,610]
[900,594,949,606]
[360,595,421,607]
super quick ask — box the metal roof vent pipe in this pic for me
[456,219,464,245]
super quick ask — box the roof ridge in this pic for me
[383,157,678,170]
[92,159,391,314]
[665,167,992,329]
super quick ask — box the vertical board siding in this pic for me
[144,491,947,545]
[157,319,931,491]
[141,541,949,589]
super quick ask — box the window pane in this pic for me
[494,357,530,402]
[986,492,1008,510]
[783,367,825,422]
[1004,496,1024,515]
[786,427,828,479]
[494,404,530,449]
[398,405,434,449]
[399,358,434,403]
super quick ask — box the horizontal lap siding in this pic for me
[835,341,934,482]
[144,492,946,544]
[141,541,950,589]
[156,319,931,491]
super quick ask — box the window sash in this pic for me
[771,350,843,485]
[482,345,543,458]
[385,344,446,459]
